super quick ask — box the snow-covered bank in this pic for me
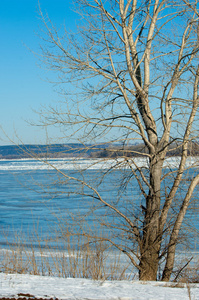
[0,273,198,300]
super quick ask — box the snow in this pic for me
[0,273,199,300]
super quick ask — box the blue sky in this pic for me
[0,0,77,145]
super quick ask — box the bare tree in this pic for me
[36,0,199,281]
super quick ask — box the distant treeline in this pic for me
[90,142,199,158]
[0,142,199,159]
[0,144,106,159]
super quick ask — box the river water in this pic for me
[0,157,198,254]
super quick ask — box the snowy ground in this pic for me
[0,273,199,300]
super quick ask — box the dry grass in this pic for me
[0,223,198,283]
[1,237,198,283]
[0,230,134,281]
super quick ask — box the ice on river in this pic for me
[0,156,198,171]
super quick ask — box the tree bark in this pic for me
[139,156,163,280]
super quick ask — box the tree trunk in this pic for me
[139,200,161,281]
[139,245,160,281]
[139,156,163,281]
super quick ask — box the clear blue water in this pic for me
[0,159,198,253]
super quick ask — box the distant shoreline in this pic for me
[1,143,199,160]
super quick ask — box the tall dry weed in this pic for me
[0,228,134,280]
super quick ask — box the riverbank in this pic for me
[0,273,199,299]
